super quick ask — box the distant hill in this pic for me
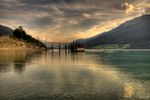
[0,25,13,36]
[0,25,46,49]
[83,14,150,48]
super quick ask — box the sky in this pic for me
[0,0,150,42]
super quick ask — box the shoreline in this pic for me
[0,36,46,51]
[0,47,45,51]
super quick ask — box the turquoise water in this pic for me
[0,49,149,100]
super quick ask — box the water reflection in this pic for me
[0,64,11,73]
[0,50,149,100]
[14,63,25,73]
[124,83,135,98]
[0,50,42,73]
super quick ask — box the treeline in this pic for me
[90,44,130,49]
[12,26,46,48]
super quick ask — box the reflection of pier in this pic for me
[46,42,84,53]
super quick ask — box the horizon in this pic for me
[0,0,150,42]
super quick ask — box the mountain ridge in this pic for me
[83,14,150,48]
[0,25,13,36]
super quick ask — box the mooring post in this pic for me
[59,43,61,54]
[51,44,54,53]
[73,41,75,52]
[65,43,67,53]
[68,44,70,53]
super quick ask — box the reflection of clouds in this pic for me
[124,83,135,98]
[0,51,149,99]
[22,52,124,98]
[86,51,150,100]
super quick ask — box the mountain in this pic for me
[84,14,150,48]
[0,25,46,49]
[0,25,13,36]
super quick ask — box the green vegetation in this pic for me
[12,26,46,48]
[89,41,150,49]
[129,41,150,49]
[90,44,130,49]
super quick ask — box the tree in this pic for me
[13,29,22,39]
[13,26,46,48]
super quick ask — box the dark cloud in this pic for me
[71,18,102,31]
[145,8,150,13]
[0,0,126,28]
[0,0,149,41]
[30,16,53,28]
[19,0,58,5]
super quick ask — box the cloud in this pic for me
[75,17,134,39]
[121,0,150,15]
[0,0,149,42]
[121,2,135,15]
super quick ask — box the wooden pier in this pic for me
[45,42,84,53]
[46,43,69,53]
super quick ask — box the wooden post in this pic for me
[51,44,54,53]
[65,43,67,53]
[68,44,70,53]
[72,41,75,52]
[45,44,47,51]
[59,43,61,54]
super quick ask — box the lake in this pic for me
[0,49,150,100]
